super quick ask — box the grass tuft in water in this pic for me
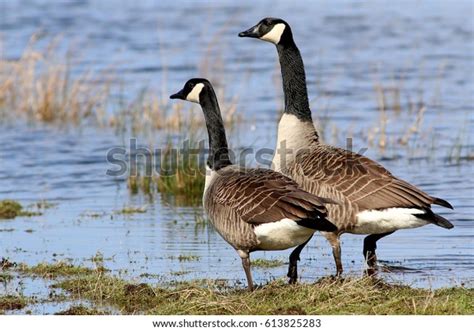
[17,261,107,278]
[156,141,205,206]
[128,140,205,206]
[0,200,23,219]
[177,254,200,262]
[116,206,147,215]
[0,200,44,219]
[251,258,285,269]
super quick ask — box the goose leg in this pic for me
[287,235,313,284]
[325,232,343,276]
[238,250,254,291]
[363,231,395,276]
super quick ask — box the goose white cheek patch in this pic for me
[260,23,286,44]
[186,83,204,103]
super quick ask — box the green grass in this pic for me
[128,140,205,206]
[155,141,205,206]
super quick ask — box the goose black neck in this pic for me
[276,41,313,122]
[199,88,232,171]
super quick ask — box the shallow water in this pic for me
[0,0,473,314]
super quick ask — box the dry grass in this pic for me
[54,273,472,315]
[0,34,241,133]
[367,73,431,153]
[0,34,110,124]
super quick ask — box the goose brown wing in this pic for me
[292,145,453,211]
[208,167,333,225]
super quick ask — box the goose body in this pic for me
[283,142,453,232]
[239,18,453,275]
[170,78,336,289]
[203,165,333,252]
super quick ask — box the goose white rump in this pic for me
[254,219,315,250]
[352,208,429,234]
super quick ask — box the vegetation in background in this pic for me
[0,34,110,124]
[0,34,240,134]
[1,33,470,166]
[128,140,205,206]
[155,141,205,205]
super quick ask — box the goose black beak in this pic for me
[169,89,185,100]
[238,25,260,38]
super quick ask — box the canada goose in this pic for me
[169,78,337,290]
[239,18,454,276]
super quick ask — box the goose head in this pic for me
[169,78,211,104]
[238,17,292,45]
[170,78,232,172]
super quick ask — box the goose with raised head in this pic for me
[239,18,454,276]
[170,78,337,290]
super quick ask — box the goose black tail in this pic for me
[418,209,454,229]
[431,214,454,229]
[296,213,338,232]
[432,197,454,210]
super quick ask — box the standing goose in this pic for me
[169,78,337,290]
[239,18,454,276]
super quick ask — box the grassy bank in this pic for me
[52,276,474,315]
[1,261,472,315]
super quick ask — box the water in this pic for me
[0,0,473,314]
